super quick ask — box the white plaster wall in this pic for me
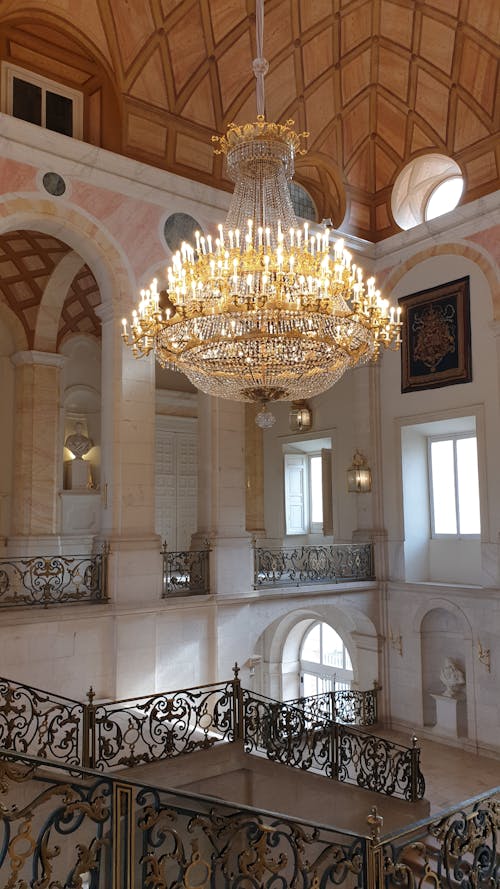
[380,254,500,587]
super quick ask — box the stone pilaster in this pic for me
[97,304,162,604]
[9,350,66,554]
[193,394,253,594]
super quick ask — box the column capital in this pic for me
[94,302,116,324]
[11,350,67,369]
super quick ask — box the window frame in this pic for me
[424,175,464,222]
[284,449,325,535]
[428,431,481,539]
[300,621,353,694]
[1,62,83,139]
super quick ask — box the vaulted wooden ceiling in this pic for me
[1,0,499,241]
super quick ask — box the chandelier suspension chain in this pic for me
[252,0,268,118]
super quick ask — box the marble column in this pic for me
[9,350,66,554]
[97,304,162,611]
[192,394,253,594]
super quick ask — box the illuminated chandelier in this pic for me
[122,0,402,427]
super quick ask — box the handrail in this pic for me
[254,541,374,586]
[1,746,498,889]
[0,543,110,607]
[0,667,424,800]
[286,686,379,725]
[243,688,425,801]
[0,746,368,888]
[367,787,500,889]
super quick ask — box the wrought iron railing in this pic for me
[0,748,368,889]
[0,668,423,800]
[254,542,374,586]
[1,747,498,889]
[369,787,500,889]
[287,687,378,726]
[243,689,424,801]
[0,543,110,607]
[161,542,210,596]
[88,679,235,770]
[0,676,84,766]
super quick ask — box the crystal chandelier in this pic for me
[122,0,401,424]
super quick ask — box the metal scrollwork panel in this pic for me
[0,677,84,765]
[383,796,500,889]
[0,553,106,608]
[137,786,367,889]
[255,543,374,587]
[163,549,210,596]
[93,682,235,770]
[337,729,421,800]
[0,762,112,888]
[243,691,332,775]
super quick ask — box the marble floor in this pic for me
[381,729,500,814]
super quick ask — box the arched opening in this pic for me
[420,607,468,738]
[300,621,353,696]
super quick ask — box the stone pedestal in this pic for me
[65,458,92,490]
[430,693,466,738]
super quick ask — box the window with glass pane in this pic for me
[429,434,480,536]
[300,621,353,693]
[13,78,41,125]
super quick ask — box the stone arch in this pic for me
[0,196,135,319]
[35,251,86,351]
[380,241,500,318]
[258,602,379,701]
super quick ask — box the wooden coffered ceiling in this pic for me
[0,0,499,240]
[0,231,101,348]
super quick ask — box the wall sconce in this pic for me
[347,449,372,493]
[478,639,491,673]
[389,628,403,657]
[289,400,312,433]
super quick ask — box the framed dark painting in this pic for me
[399,276,472,393]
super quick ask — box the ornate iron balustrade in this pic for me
[0,677,84,766]
[369,788,500,889]
[287,687,378,726]
[0,544,109,608]
[162,542,210,596]
[242,689,425,801]
[1,748,498,889]
[0,669,424,802]
[89,680,236,770]
[254,542,374,586]
[0,748,368,889]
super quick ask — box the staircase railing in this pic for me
[243,689,424,801]
[0,747,368,889]
[0,666,424,800]
[1,747,497,889]
[367,788,500,889]
[0,543,110,607]
[286,686,379,725]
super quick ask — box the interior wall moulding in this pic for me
[10,350,67,368]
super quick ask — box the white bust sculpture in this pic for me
[440,657,465,697]
[65,422,93,460]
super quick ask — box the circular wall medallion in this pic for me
[42,172,66,197]
[164,212,201,252]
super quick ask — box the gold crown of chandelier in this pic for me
[121,1,401,426]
